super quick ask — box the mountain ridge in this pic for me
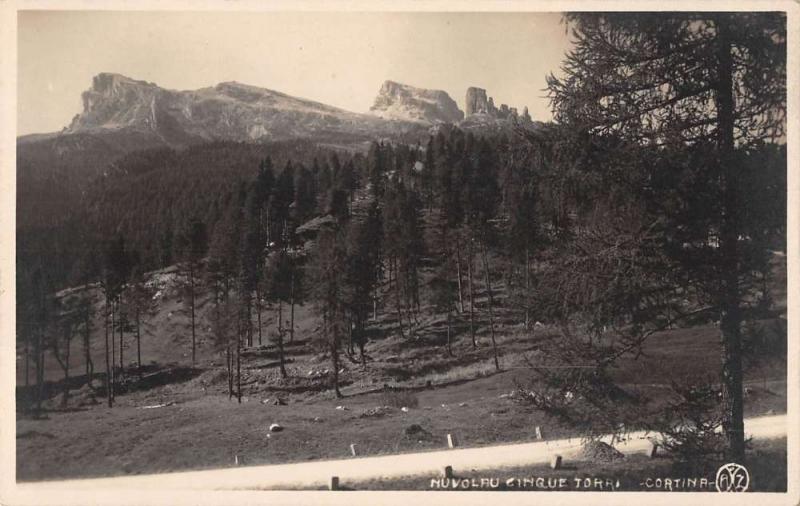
[64,72,421,144]
[24,73,538,142]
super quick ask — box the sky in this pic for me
[17,10,573,136]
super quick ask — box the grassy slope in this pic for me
[16,311,787,481]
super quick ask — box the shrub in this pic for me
[652,380,746,473]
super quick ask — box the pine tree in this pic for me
[102,234,133,407]
[244,161,274,346]
[545,12,786,461]
[271,161,295,250]
[50,294,83,407]
[462,137,502,369]
[431,259,458,356]
[265,250,292,378]
[343,203,383,367]
[307,228,348,397]
[293,164,317,225]
[177,219,208,365]
[125,262,156,376]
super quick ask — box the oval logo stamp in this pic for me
[715,463,750,492]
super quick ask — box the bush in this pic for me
[513,365,640,439]
[652,380,744,473]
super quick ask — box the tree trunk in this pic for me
[358,320,367,370]
[110,303,116,401]
[348,317,355,356]
[467,241,477,348]
[716,16,745,463]
[24,330,30,388]
[118,304,124,377]
[135,307,142,378]
[84,309,94,386]
[481,241,500,371]
[245,295,253,348]
[331,323,342,398]
[289,270,296,343]
[34,328,42,413]
[446,310,453,356]
[277,300,287,378]
[412,267,421,323]
[455,238,464,314]
[255,285,263,346]
[266,208,271,246]
[236,325,242,404]
[53,334,72,408]
[105,301,112,407]
[226,345,233,399]
[395,259,405,339]
[64,334,71,406]
[190,264,196,365]
[524,247,530,330]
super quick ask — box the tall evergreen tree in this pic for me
[102,234,133,406]
[293,164,317,225]
[343,202,383,367]
[307,228,348,397]
[545,12,786,461]
[177,219,208,365]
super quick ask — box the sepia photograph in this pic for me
[1,1,797,504]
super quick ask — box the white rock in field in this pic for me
[269,423,283,432]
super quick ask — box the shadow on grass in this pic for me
[16,364,204,413]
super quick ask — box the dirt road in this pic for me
[15,414,786,491]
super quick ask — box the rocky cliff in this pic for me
[369,80,464,124]
[464,86,532,123]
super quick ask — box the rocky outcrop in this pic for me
[369,81,463,124]
[464,86,532,123]
[70,74,165,134]
[465,87,496,116]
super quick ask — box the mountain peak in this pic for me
[370,80,463,124]
[90,73,157,92]
[464,86,532,123]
